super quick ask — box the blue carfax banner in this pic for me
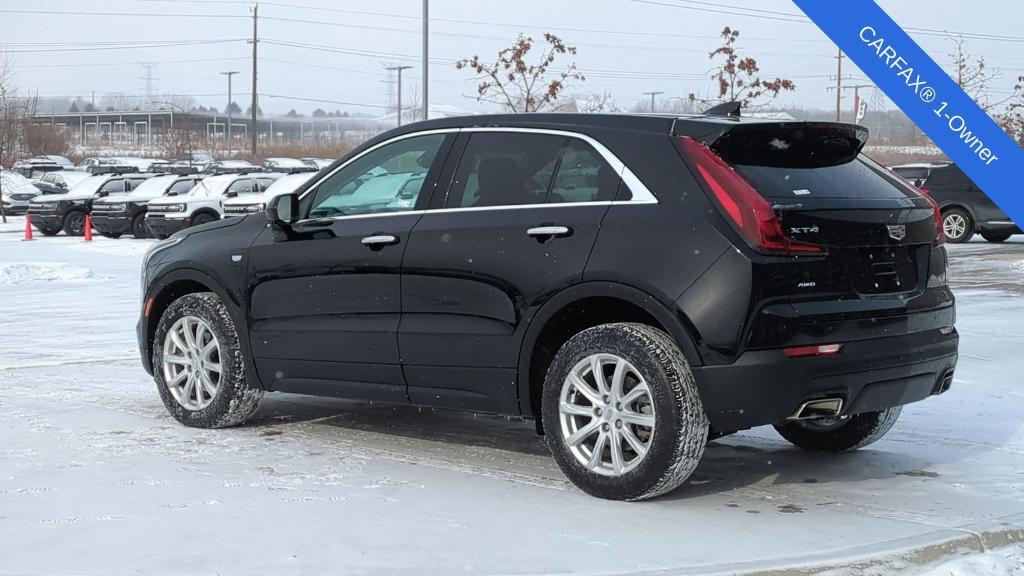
[792,0,1022,227]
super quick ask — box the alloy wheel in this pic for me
[558,353,656,477]
[161,315,223,411]
[943,213,967,240]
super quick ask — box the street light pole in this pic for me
[221,71,239,157]
[642,90,664,113]
[386,65,413,127]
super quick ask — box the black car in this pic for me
[29,172,152,236]
[138,112,958,501]
[92,174,204,239]
[918,163,1021,243]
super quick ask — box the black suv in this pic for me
[30,171,152,236]
[92,174,204,239]
[138,113,958,501]
[918,163,1020,243]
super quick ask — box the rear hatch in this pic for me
[674,121,942,300]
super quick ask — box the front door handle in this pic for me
[527,225,572,240]
[360,234,399,249]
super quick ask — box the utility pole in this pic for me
[422,0,428,120]
[139,62,158,105]
[642,91,664,113]
[250,3,258,156]
[835,49,844,122]
[386,65,413,126]
[221,71,239,156]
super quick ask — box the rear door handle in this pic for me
[360,234,399,249]
[527,225,572,239]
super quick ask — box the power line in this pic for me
[0,8,247,18]
[12,57,248,69]
[2,39,245,54]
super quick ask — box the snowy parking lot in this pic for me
[1,217,1022,575]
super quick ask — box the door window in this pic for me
[226,178,254,196]
[307,133,445,218]
[167,179,195,196]
[96,180,126,195]
[445,132,565,208]
[548,139,620,203]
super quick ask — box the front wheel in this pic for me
[942,208,974,243]
[981,231,1013,243]
[773,407,902,452]
[152,292,263,428]
[132,215,150,239]
[62,211,87,236]
[191,212,217,226]
[542,323,709,501]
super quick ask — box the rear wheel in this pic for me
[62,211,86,236]
[542,323,708,501]
[132,215,150,239]
[152,292,263,428]
[773,407,902,452]
[981,231,1013,243]
[99,231,122,239]
[40,226,60,237]
[942,208,974,243]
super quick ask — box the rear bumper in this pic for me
[145,216,189,237]
[692,326,959,433]
[91,215,131,235]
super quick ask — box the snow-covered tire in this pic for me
[152,292,263,428]
[773,406,902,452]
[541,322,709,501]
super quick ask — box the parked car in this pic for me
[145,172,280,238]
[1,170,43,215]
[917,163,1020,243]
[28,172,150,236]
[301,157,334,169]
[138,112,957,501]
[11,157,66,179]
[33,170,93,195]
[91,174,205,239]
[223,171,316,217]
[77,157,155,173]
[889,162,949,188]
[260,157,316,173]
[203,160,258,175]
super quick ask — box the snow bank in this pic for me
[0,262,105,284]
[1012,261,1024,272]
[921,543,1024,576]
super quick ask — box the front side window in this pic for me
[97,180,126,195]
[167,179,195,196]
[308,133,445,218]
[445,132,565,208]
[226,179,254,196]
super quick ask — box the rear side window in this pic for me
[446,132,565,208]
[548,139,620,203]
[97,180,126,195]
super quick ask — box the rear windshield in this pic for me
[733,156,919,200]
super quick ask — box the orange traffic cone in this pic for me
[23,214,33,241]
[83,213,93,242]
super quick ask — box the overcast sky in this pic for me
[2,0,1022,117]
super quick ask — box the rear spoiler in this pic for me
[673,121,869,168]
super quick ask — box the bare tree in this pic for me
[0,53,19,223]
[456,33,585,112]
[576,91,620,113]
[946,35,1005,112]
[689,27,795,109]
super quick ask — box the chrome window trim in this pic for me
[297,126,657,223]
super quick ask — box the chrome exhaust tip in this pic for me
[788,397,844,420]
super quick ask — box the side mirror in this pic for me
[96,191,109,198]
[266,193,299,239]
[225,191,238,198]
[57,182,67,189]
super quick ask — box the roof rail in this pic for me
[703,101,742,117]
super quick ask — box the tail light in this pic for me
[676,137,825,255]
[918,188,945,244]
[784,343,844,358]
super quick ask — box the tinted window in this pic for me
[226,179,253,195]
[733,156,917,200]
[446,132,565,208]
[167,180,195,195]
[548,140,620,203]
[308,133,444,218]
[127,178,147,190]
[924,165,972,190]
[256,178,275,192]
[97,180,125,195]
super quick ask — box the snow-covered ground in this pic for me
[1,215,1022,575]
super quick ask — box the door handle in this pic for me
[360,234,399,248]
[527,225,572,239]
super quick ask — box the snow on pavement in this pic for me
[1,215,1023,575]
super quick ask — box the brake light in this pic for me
[920,190,945,244]
[784,343,844,358]
[677,137,825,255]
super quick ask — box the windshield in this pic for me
[126,176,178,199]
[66,175,110,196]
[186,175,240,197]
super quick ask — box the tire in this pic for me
[541,322,709,501]
[132,215,150,239]
[191,212,217,226]
[62,210,87,236]
[99,231,122,239]
[773,406,902,452]
[40,226,60,237]
[981,231,1013,243]
[942,208,974,243]
[152,292,263,428]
